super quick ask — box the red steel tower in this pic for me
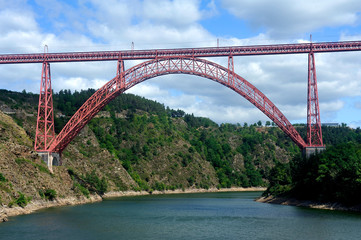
[307,52,323,146]
[34,61,55,152]
[305,41,325,157]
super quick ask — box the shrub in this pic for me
[39,189,45,199]
[15,158,27,164]
[69,169,106,197]
[74,183,90,198]
[15,192,31,208]
[39,189,57,201]
[154,182,166,191]
[67,168,75,177]
[36,163,51,174]
[8,200,15,208]
[84,170,108,195]
[0,173,7,182]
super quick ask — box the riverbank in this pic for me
[103,187,266,198]
[257,196,361,213]
[0,195,102,223]
[0,187,266,222]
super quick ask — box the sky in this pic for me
[0,0,361,127]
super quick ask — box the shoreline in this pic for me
[0,195,102,223]
[0,187,266,222]
[257,196,361,213]
[103,186,266,198]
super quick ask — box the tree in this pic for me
[265,142,361,206]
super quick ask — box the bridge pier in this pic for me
[303,146,326,158]
[37,152,61,172]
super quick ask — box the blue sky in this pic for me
[0,0,361,127]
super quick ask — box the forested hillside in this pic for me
[0,88,305,208]
[264,125,361,208]
[52,89,300,189]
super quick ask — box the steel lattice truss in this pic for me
[1,40,361,63]
[34,62,55,151]
[307,52,323,146]
[49,57,307,153]
[3,40,360,155]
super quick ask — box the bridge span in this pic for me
[1,40,361,63]
[2,40,360,169]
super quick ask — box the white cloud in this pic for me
[0,9,37,34]
[0,0,360,128]
[340,33,361,41]
[320,100,345,112]
[221,0,361,38]
[142,0,202,27]
[124,23,213,48]
[127,80,269,124]
[85,0,214,48]
[53,77,107,92]
[128,83,168,98]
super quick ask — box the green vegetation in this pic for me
[68,168,108,196]
[10,192,32,208]
[49,89,302,190]
[292,143,361,206]
[9,88,361,205]
[1,89,299,192]
[85,98,299,190]
[0,173,11,200]
[0,173,7,182]
[73,183,90,198]
[15,157,52,175]
[0,89,38,110]
[39,189,57,201]
[265,129,361,206]
[84,170,108,195]
[2,88,361,209]
[15,157,27,164]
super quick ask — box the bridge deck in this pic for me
[1,40,361,64]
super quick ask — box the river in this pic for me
[1,191,361,239]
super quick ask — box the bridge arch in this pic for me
[49,56,307,153]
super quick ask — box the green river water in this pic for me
[1,191,361,239]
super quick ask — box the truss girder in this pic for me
[1,40,361,64]
[48,57,306,153]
